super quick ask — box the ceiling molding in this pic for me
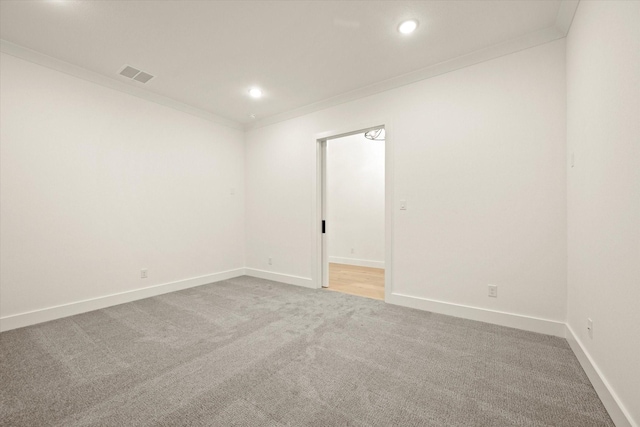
[244,25,564,131]
[2,1,579,134]
[0,39,242,131]
[555,0,580,35]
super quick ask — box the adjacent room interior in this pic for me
[0,1,638,426]
[324,129,386,300]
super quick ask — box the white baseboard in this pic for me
[328,256,385,269]
[0,268,246,332]
[387,292,566,337]
[565,325,635,427]
[244,268,315,289]
[1,271,634,427]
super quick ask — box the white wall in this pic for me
[566,1,640,425]
[245,40,567,327]
[2,8,636,420]
[0,53,245,323]
[327,133,385,268]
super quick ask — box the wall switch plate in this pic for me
[488,284,498,297]
[351,248,355,254]
[141,269,148,279]
[230,187,235,195]
[400,200,407,210]
[587,318,593,338]
[571,152,575,168]
[268,257,272,265]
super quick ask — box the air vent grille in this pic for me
[133,71,154,83]
[118,65,155,84]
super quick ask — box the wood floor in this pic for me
[325,263,385,300]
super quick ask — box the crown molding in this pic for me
[245,0,579,131]
[0,39,242,131]
[1,0,580,134]
[245,25,564,131]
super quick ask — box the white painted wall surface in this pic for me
[566,1,640,424]
[326,133,385,268]
[245,40,567,323]
[0,53,245,319]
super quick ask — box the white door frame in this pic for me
[312,119,394,301]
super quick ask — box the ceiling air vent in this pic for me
[133,71,154,83]
[118,65,155,84]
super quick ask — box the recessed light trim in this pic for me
[248,87,263,98]
[398,20,418,35]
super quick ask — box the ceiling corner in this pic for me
[555,0,580,36]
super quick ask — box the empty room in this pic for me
[0,1,638,426]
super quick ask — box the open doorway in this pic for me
[320,128,385,300]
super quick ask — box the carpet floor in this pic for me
[0,276,613,426]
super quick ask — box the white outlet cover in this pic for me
[488,285,498,297]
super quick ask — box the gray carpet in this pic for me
[0,276,613,426]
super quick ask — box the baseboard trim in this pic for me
[1,271,633,426]
[244,268,315,289]
[387,292,565,337]
[328,257,385,269]
[565,324,635,427]
[0,268,246,332]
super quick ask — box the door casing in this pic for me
[313,119,394,301]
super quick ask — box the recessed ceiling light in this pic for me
[398,20,418,35]
[248,87,263,98]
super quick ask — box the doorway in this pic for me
[317,126,387,300]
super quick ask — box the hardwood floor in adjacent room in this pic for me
[326,263,384,300]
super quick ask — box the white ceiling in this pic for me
[0,1,571,128]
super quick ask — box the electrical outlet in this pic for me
[268,257,272,265]
[141,269,148,279]
[587,318,593,339]
[488,284,497,298]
